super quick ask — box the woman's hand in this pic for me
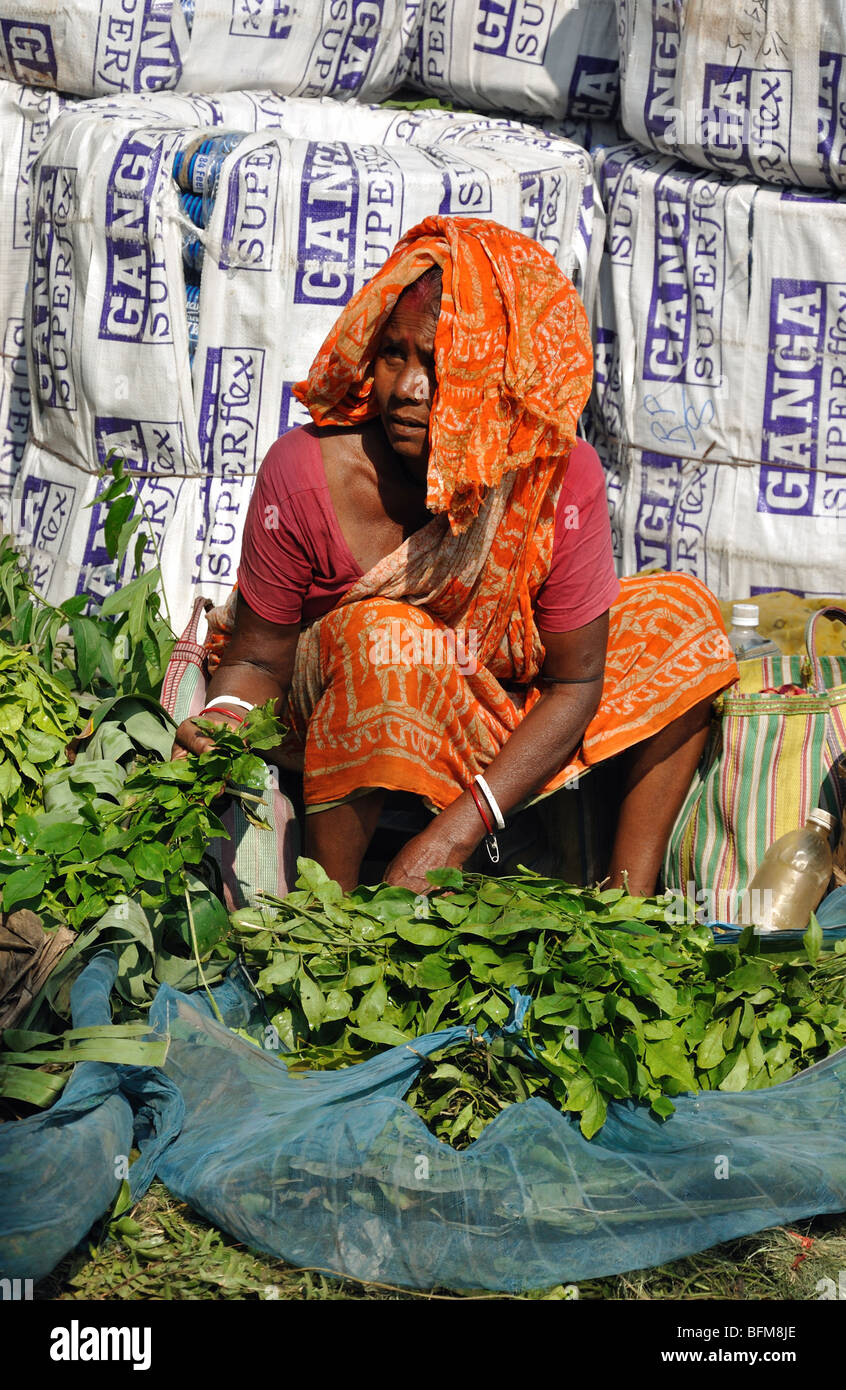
[170,597,299,762]
[171,710,237,762]
[383,817,479,896]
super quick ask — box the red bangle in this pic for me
[468,781,494,834]
[198,706,246,726]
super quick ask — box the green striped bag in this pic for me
[160,596,300,910]
[663,607,846,923]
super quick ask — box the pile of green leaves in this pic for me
[0,639,79,839]
[234,861,846,1144]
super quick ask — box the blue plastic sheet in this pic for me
[0,954,182,1283]
[2,952,846,1292]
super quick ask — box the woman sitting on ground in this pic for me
[173,217,738,896]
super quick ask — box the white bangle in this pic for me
[474,774,505,831]
[202,696,255,714]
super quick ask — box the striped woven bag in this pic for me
[160,596,300,911]
[663,607,846,923]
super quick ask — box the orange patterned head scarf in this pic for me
[293,216,593,533]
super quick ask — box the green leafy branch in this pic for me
[0,702,286,931]
[0,454,177,703]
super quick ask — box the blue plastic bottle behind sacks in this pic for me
[180,0,195,31]
[173,134,246,372]
[173,132,247,212]
[180,191,206,274]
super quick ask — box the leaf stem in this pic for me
[184,879,224,1024]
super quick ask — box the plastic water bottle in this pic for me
[726,603,781,660]
[743,809,836,931]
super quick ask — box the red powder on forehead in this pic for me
[395,264,443,317]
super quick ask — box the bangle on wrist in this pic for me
[467,782,500,865]
[201,695,255,714]
[468,781,493,834]
[198,705,246,726]
[474,774,505,831]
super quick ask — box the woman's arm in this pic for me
[171,594,301,757]
[384,610,609,892]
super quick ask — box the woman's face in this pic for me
[372,297,438,477]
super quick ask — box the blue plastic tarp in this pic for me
[1,951,845,1292]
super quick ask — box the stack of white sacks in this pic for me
[9,2,838,611]
[589,0,846,597]
[0,0,616,631]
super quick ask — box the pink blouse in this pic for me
[237,425,619,633]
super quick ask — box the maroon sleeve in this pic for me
[533,440,620,633]
[236,435,314,624]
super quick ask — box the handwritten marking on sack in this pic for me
[294,142,358,305]
[32,165,77,412]
[473,0,554,67]
[644,391,716,453]
[0,20,57,85]
[100,135,171,344]
[199,349,265,475]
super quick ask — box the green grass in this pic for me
[34,1181,846,1301]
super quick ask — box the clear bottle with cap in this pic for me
[742,808,836,931]
[726,602,782,660]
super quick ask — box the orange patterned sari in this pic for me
[215,217,737,810]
